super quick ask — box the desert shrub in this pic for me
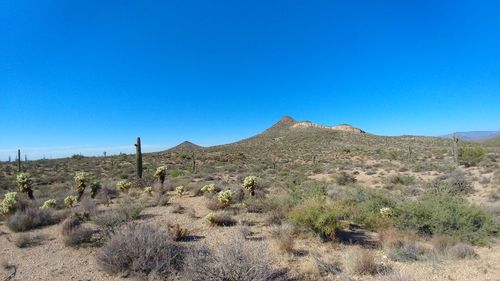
[7,206,62,232]
[431,235,458,253]
[286,180,328,207]
[387,174,415,186]
[61,216,82,236]
[184,236,280,281]
[229,185,245,203]
[0,192,18,215]
[346,247,389,275]
[167,223,190,241]
[288,198,350,240]
[270,223,295,254]
[388,239,433,262]
[245,197,277,213]
[395,193,499,245]
[64,227,94,248]
[205,212,236,227]
[445,170,473,195]
[447,243,477,259]
[459,146,485,167]
[349,189,398,230]
[380,272,416,281]
[79,198,98,218]
[14,234,44,248]
[336,172,357,186]
[94,202,143,233]
[96,223,184,278]
[152,191,169,207]
[41,199,57,209]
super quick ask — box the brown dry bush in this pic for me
[64,227,94,247]
[14,234,45,248]
[447,243,478,259]
[184,236,285,281]
[168,223,190,241]
[346,247,390,275]
[96,223,184,278]
[7,206,62,232]
[270,223,295,254]
[61,216,81,236]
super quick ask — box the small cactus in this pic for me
[64,195,78,207]
[242,176,257,196]
[0,192,18,215]
[154,166,167,186]
[74,172,89,201]
[89,181,102,198]
[144,186,153,196]
[17,172,34,200]
[41,199,57,209]
[201,183,216,193]
[205,212,215,225]
[116,180,132,192]
[217,190,232,207]
[379,207,393,218]
[176,186,185,197]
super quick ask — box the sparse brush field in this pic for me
[0,121,499,280]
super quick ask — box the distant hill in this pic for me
[168,141,203,151]
[440,131,500,141]
[481,135,500,147]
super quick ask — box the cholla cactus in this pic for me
[217,190,232,207]
[89,181,101,199]
[144,186,153,196]
[116,180,132,192]
[380,207,393,218]
[17,173,34,200]
[242,176,257,196]
[154,166,167,186]
[205,212,215,225]
[74,172,89,201]
[41,199,57,209]
[0,192,18,215]
[201,183,216,193]
[176,186,185,197]
[64,195,78,207]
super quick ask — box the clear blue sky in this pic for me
[1,0,499,160]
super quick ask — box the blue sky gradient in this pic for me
[1,0,499,159]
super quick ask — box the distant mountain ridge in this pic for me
[265,116,365,134]
[440,131,500,141]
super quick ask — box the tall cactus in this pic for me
[135,137,143,179]
[453,133,459,167]
[17,149,21,172]
[192,151,196,173]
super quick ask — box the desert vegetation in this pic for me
[0,118,499,280]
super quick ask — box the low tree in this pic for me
[459,146,485,167]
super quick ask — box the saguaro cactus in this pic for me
[192,151,196,173]
[135,137,143,179]
[17,149,21,172]
[453,133,459,167]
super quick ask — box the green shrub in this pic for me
[288,198,350,240]
[395,193,499,245]
[459,146,485,167]
[350,189,398,230]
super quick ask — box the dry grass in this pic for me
[270,223,295,254]
[7,206,62,232]
[96,223,184,278]
[184,236,284,281]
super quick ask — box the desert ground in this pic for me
[1,117,499,281]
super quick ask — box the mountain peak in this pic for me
[268,116,298,131]
[169,141,203,151]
